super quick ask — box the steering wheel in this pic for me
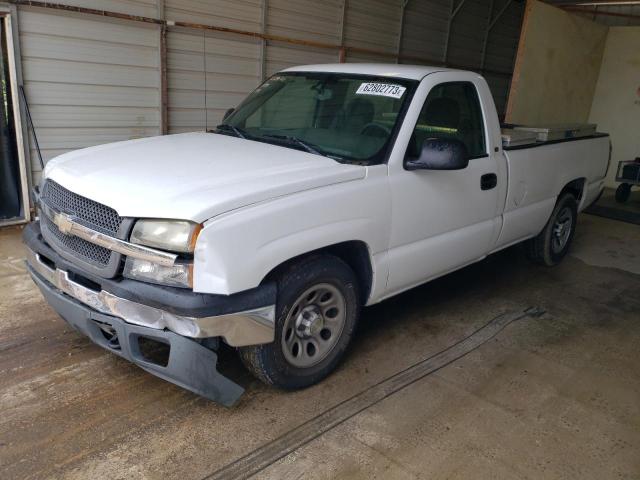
[360,122,391,137]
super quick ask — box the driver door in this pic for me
[385,74,503,296]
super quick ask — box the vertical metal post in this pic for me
[259,0,268,80]
[397,0,409,64]
[160,24,168,134]
[480,0,494,71]
[338,0,347,62]
[158,0,168,135]
[442,0,454,63]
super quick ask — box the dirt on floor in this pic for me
[0,214,639,480]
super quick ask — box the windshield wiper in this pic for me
[261,134,324,156]
[215,124,249,139]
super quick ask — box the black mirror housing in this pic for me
[406,138,469,171]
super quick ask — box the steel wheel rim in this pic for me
[551,206,573,253]
[281,283,347,368]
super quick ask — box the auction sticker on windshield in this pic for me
[356,83,406,99]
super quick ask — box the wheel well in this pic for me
[560,178,586,202]
[261,241,373,305]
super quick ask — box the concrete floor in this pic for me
[1,214,639,480]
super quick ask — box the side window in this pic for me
[409,81,486,158]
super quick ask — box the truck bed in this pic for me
[503,132,609,151]
[493,133,610,252]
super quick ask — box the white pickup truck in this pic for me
[24,64,610,406]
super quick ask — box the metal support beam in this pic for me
[160,24,168,134]
[442,0,467,63]
[338,0,347,62]
[158,0,168,135]
[480,0,495,71]
[481,0,513,70]
[259,0,267,80]
[563,5,640,20]
[396,0,409,64]
[488,0,513,31]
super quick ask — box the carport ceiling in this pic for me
[546,0,640,24]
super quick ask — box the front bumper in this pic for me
[23,220,277,405]
[23,222,276,346]
[29,266,244,406]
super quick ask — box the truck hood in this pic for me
[44,132,366,222]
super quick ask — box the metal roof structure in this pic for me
[546,0,640,25]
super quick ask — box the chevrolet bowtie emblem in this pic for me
[55,213,75,235]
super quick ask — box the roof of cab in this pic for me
[282,63,463,81]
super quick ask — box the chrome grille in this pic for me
[42,214,112,266]
[40,180,123,269]
[42,180,122,235]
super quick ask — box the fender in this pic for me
[192,166,391,297]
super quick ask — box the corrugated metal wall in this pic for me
[19,7,161,185]
[15,0,525,186]
[265,0,340,76]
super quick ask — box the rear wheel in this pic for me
[615,183,631,203]
[239,255,360,390]
[525,192,577,266]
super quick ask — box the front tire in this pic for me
[239,255,360,390]
[525,192,578,266]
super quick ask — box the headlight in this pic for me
[130,219,201,253]
[124,257,193,288]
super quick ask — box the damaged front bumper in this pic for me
[23,222,277,406]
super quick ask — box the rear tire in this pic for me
[615,183,631,203]
[239,255,360,390]
[525,193,577,266]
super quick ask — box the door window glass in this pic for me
[408,82,486,159]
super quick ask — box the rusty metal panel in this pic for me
[48,0,160,18]
[165,0,262,31]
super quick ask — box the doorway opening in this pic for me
[0,13,28,226]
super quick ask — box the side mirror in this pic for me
[223,108,235,121]
[405,138,469,171]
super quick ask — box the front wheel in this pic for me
[239,255,360,390]
[525,193,578,266]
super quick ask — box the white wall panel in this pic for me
[266,43,337,76]
[165,0,262,30]
[52,0,160,17]
[167,29,260,133]
[264,1,342,82]
[18,7,161,185]
[344,0,403,54]
[267,0,342,44]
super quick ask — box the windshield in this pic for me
[219,72,418,165]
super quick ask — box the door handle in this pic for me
[481,173,497,190]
